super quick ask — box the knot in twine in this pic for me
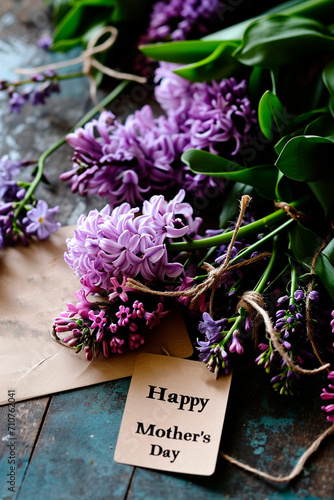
[127,196,270,316]
[15,26,146,108]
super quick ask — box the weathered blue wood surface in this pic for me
[0,1,333,499]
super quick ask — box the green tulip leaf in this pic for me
[173,42,242,82]
[234,15,334,68]
[140,41,222,64]
[323,59,334,100]
[219,183,254,229]
[258,90,284,140]
[276,135,334,182]
[182,149,277,199]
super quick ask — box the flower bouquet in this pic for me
[2,0,334,456]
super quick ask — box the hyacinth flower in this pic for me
[64,189,201,294]
[53,286,170,360]
[61,68,256,205]
[0,155,60,247]
[135,0,225,76]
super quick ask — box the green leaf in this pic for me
[323,59,334,100]
[288,224,334,301]
[275,170,294,202]
[258,90,284,140]
[316,237,334,301]
[139,41,222,64]
[181,149,277,200]
[276,135,334,182]
[289,223,322,270]
[308,177,334,216]
[111,0,155,22]
[234,15,334,69]
[52,1,115,50]
[173,42,242,83]
[219,183,254,228]
[304,114,334,140]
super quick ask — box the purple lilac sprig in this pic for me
[1,71,61,114]
[53,285,169,360]
[196,312,244,375]
[0,155,60,247]
[64,190,201,293]
[255,289,322,395]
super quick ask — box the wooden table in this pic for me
[0,1,333,498]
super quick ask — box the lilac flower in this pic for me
[108,276,133,302]
[37,34,53,50]
[23,200,61,240]
[229,330,244,355]
[116,305,131,327]
[8,91,25,113]
[321,372,334,422]
[309,290,319,302]
[294,289,305,301]
[144,302,169,329]
[198,312,227,337]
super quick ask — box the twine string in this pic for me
[127,196,272,311]
[15,26,146,106]
[274,201,309,223]
[220,422,334,483]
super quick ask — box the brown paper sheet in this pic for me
[0,227,193,405]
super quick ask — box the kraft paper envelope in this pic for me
[0,226,193,405]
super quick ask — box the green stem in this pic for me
[223,235,279,347]
[10,72,84,87]
[289,261,298,305]
[13,80,130,220]
[169,198,307,252]
[222,315,243,347]
[254,235,279,293]
[228,218,293,267]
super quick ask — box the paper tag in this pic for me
[114,353,232,475]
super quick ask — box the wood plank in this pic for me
[17,379,134,500]
[0,397,49,500]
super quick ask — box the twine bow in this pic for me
[15,26,146,107]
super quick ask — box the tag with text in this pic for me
[114,353,232,475]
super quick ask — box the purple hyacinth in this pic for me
[139,0,224,44]
[155,63,257,156]
[65,190,196,293]
[62,107,184,206]
[321,372,334,422]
